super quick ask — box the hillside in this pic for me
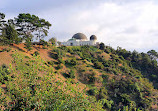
[0,44,158,111]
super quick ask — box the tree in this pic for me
[0,13,6,30]
[15,13,35,39]
[25,34,33,51]
[147,50,158,60]
[34,18,51,41]
[49,37,56,46]
[1,22,20,44]
[99,42,105,50]
[15,13,51,41]
[0,13,6,38]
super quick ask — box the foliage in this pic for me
[49,37,56,46]
[0,53,104,110]
[33,51,39,56]
[1,23,21,44]
[15,13,51,41]
[25,36,32,51]
[65,58,78,66]
[0,64,10,84]
[99,42,105,50]
[39,39,49,47]
[69,69,75,79]
[0,13,6,33]
[93,60,104,69]
[47,60,54,66]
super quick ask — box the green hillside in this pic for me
[0,12,158,111]
[0,44,157,111]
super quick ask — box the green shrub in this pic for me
[88,73,96,84]
[25,37,32,51]
[66,58,78,66]
[33,51,39,56]
[102,99,113,110]
[40,40,48,46]
[58,58,65,64]
[56,64,63,69]
[87,87,99,96]
[69,70,75,79]
[93,61,104,69]
[0,64,10,84]
[25,56,30,59]
[48,61,54,66]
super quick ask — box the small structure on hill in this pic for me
[61,33,99,46]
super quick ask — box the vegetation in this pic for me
[0,12,158,111]
[0,13,51,45]
[49,37,56,46]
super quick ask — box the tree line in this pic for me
[0,13,51,45]
[99,43,158,89]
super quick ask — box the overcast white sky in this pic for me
[1,0,158,52]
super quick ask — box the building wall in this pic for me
[61,40,97,46]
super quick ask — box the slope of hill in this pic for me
[0,44,158,111]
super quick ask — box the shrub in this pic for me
[93,61,104,69]
[88,73,96,84]
[56,64,63,69]
[33,51,39,56]
[66,58,78,66]
[58,58,65,64]
[48,61,54,66]
[25,56,30,59]
[0,64,10,84]
[25,37,32,51]
[87,88,99,96]
[40,40,48,46]
[99,88,108,99]
[99,42,105,50]
[102,74,109,83]
[49,37,56,46]
[102,99,114,110]
[69,70,75,79]
[62,70,75,79]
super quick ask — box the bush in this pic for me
[40,40,48,46]
[0,48,11,52]
[88,73,96,84]
[48,61,54,66]
[56,64,63,69]
[25,37,32,51]
[93,61,104,69]
[49,37,56,46]
[58,58,65,64]
[33,51,39,56]
[69,70,75,79]
[66,58,78,66]
[0,64,10,84]
[99,43,105,50]
[87,88,99,96]
[25,56,30,59]
[102,99,113,110]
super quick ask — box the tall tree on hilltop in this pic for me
[2,20,20,44]
[15,13,37,40]
[34,18,51,41]
[0,13,6,35]
[14,13,51,42]
[147,50,158,60]
[99,42,105,50]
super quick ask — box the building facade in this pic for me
[61,33,99,46]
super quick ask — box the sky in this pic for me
[1,0,158,52]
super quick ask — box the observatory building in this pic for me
[61,33,99,46]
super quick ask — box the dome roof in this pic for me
[72,33,87,40]
[90,35,97,40]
